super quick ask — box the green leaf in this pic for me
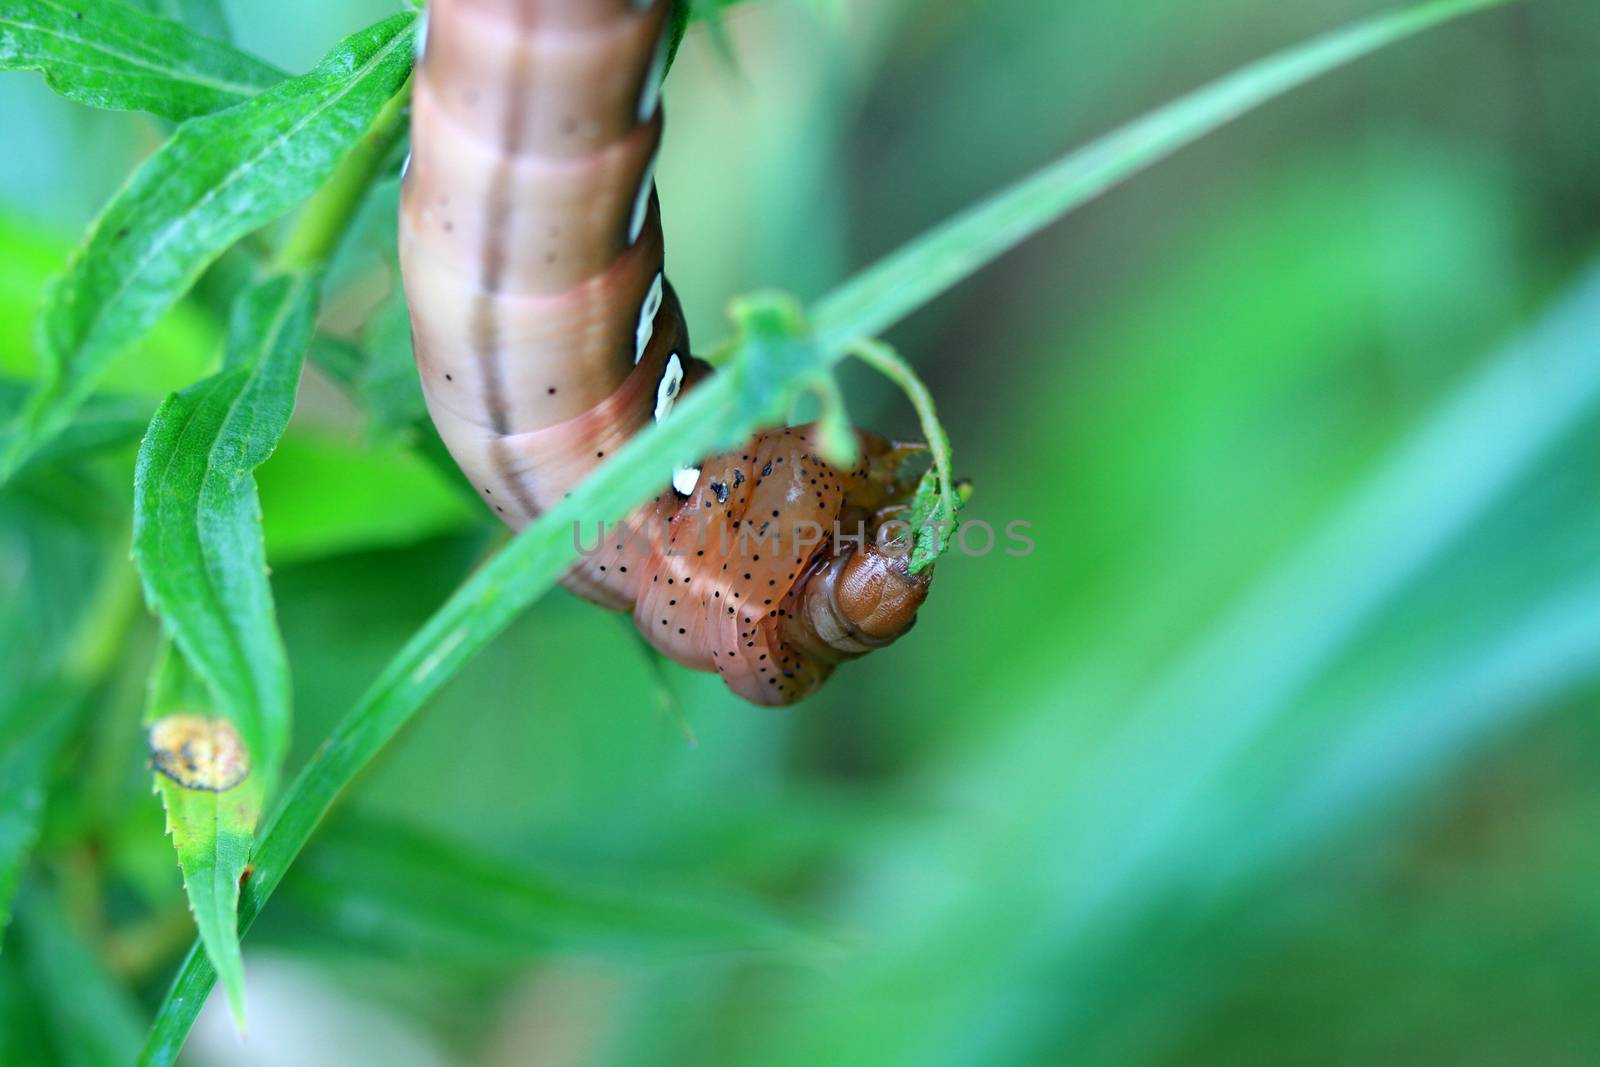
[0,951,53,1066]
[136,1,1514,1059]
[12,886,145,1067]
[314,285,430,443]
[145,643,263,1033]
[0,206,225,397]
[358,291,429,437]
[123,279,305,1029]
[284,816,829,965]
[0,0,282,120]
[841,337,959,574]
[0,11,418,483]
[901,466,962,574]
[0,685,79,944]
[0,377,151,471]
[668,0,752,71]
[0,488,135,944]
[133,271,317,796]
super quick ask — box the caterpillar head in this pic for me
[787,533,931,657]
[780,430,935,665]
[615,424,941,705]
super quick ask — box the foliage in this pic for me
[133,272,314,800]
[0,11,416,481]
[0,684,80,941]
[0,0,280,119]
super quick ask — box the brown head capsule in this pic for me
[792,542,931,656]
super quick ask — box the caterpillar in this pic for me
[398,0,937,705]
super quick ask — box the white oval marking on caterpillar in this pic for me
[415,9,428,62]
[400,151,411,180]
[635,273,664,364]
[654,352,684,421]
[672,465,701,496]
[656,351,697,495]
[628,147,659,245]
[637,31,669,122]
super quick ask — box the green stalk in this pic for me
[275,79,410,273]
[847,338,957,562]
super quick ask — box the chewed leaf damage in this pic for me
[148,714,251,792]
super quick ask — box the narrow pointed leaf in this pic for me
[0,378,151,470]
[285,817,830,964]
[0,11,417,482]
[0,0,282,120]
[133,272,317,795]
[14,888,145,1067]
[145,643,262,1032]
[0,685,79,944]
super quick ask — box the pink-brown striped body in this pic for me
[400,0,933,704]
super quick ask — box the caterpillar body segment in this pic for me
[399,0,935,704]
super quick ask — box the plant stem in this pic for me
[274,80,411,273]
[62,536,144,686]
[847,338,956,534]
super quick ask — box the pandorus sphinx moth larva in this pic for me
[399,0,939,705]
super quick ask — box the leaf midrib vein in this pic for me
[56,21,410,383]
[4,8,278,98]
[150,281,302,758]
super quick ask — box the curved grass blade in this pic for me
[809,0,1518,349]
[343,287,430,442]
[0,518,139,946]
[1024,260,1600,922]
[284,816,829,964]
[1237,569,1600,884]
[0,0,282,120]
[144,643,262,1033]
[845,338,958,573]
[0,684,79,945]
[756,257,1600,1067]
[0,380,152,471]
[137,1,1508,1058]
[0,11,417,485]
[669,0,745,71]
[13,886,145,1067]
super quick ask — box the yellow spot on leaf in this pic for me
[148,714,250,792]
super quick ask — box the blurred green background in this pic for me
[4,0,1600,1064]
